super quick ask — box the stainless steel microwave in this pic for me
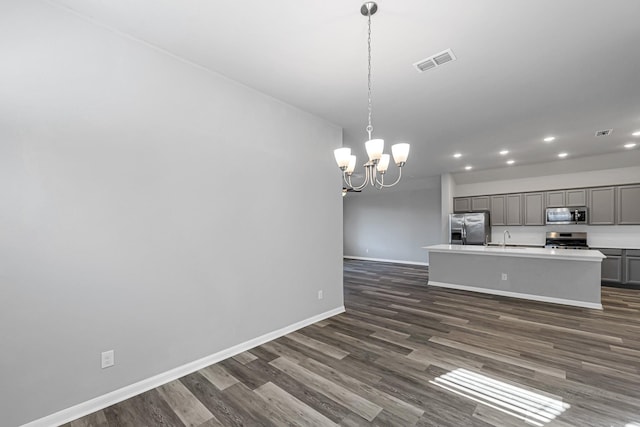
[545,207,588,225]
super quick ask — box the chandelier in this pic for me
[334,2,410,191]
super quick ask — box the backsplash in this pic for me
[491,225,640,249]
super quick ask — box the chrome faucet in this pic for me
[502,230,511,247]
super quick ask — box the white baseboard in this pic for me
[21,306,345,427]
[344,256,428,266]
[428,281,603,310]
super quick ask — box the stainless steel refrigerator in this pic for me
[449,212,491,245]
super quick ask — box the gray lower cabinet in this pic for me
[597,248,640,287]
[598,249,623,284]
[524,192,544,225]
[617,184,640,225]
[589,187,616,225]
[626,250,640,286]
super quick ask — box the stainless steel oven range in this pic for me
[544,231,589,249]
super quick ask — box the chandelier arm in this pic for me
[376,167,403,188]
[347,167,371,191]
[374,172,384,189]
[342,173,354,189]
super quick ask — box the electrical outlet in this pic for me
[501,273,508,281]
[101,350,115,369]
[366,248,369,253]
[317,290,323,300]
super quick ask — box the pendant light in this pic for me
[333,2,410,191]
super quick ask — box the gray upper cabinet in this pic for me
[506,194,522,225]
[545,189,587,207]
[471,196,490,212]
[545,191,565,207]
[454,196,490,213]
[490,195,506,226]
[617,184,640,225]
[589,187,616,225]
[524,192,544,225]
[454,182,638,226]
[453,197,471,213]
[566,189,587,207]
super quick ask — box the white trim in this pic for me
[344,256,428,266]
[20,306,345,427]
[428,281,603,310]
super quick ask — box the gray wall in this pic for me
[0,2,343,425]
[343,181,442,264]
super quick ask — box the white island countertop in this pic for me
[424,244,605,262]
[424,244,605,309]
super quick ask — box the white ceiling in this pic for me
[21,1,640,179]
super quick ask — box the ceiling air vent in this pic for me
[595,129,613,137]
[414,48,456,73]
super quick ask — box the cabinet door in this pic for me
[617,185,640,225]
[490,195,506,226]
[588,187,616,225]
[601,255,623,284]
[471,196,490,212]
[545,191,565,207]
[524,192,544,225]
[624,250,640,286]
[506,194,522,226]
[566,189,587,207]
[454,197,471,213]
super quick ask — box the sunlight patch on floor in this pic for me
[430,368,570,426]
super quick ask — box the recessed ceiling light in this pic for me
[544,136,555,142]
[633,131,640,137]
[499,150,509,155]
[506,159,515,165]
[453,153,462,158]
[624,142,637,149]
[558,152,568,158]
[464,165,472,170]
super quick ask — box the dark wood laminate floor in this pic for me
[64,260,640,427]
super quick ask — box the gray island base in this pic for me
[425,245,606,309]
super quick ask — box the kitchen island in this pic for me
[424,244,606,309]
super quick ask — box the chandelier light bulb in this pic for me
[333,147,352,169]
[377,154,391,173]
[365,139,384,162]
[392,143,410,166]
[346,155,357,174]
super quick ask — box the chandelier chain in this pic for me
[366,11,373,140]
